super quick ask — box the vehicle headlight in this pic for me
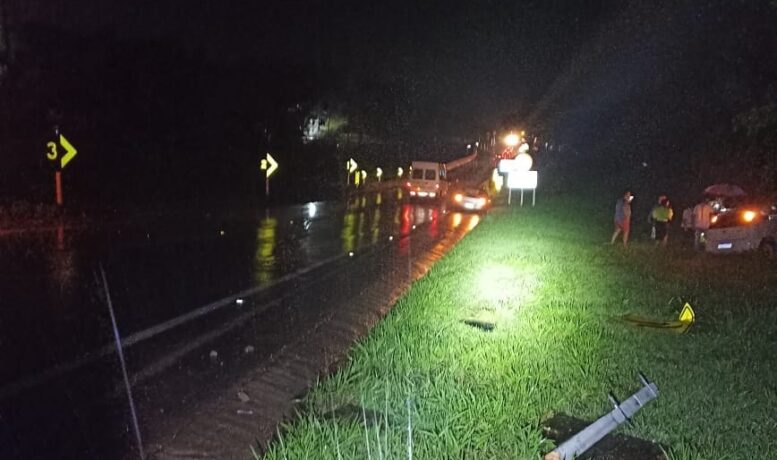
[454,193,463,203]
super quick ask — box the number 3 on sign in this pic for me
[46,141,58,161]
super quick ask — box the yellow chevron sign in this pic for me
[260,153,278,178]
[347,158,358,174]
[45,134,78,169]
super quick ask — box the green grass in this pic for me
[259,193,777,459]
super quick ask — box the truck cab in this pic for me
[405,161,448,200]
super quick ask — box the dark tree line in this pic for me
[6,0,771,211]
[534,0,777,200]
[0,23,328,208]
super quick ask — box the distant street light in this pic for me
[504,133,520,147]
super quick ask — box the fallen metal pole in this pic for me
[100,264,145,460]
[545,373,659,460]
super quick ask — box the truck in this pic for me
[404,161,449,200]
[403,151,477,201]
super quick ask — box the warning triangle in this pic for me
[678,303,695,324]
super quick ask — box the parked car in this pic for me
[704,200,777,255]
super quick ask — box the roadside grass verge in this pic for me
[260,193,777,459]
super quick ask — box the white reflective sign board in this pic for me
[507,170,537,189]
[498,159,518,174]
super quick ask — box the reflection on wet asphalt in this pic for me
[144,196,482,459]
[0,187,484,459]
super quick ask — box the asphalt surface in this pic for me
[0,158,492,459]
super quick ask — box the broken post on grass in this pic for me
[618,302,696,334]
[544,373,659,460]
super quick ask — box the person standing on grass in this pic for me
[692,199,714,251]
[610,190,633,246]
[651,197,674,246]
[681,207,693,232]
[648,195,667,240]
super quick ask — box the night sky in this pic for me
[2,0,776,206]
[10,0,612,133]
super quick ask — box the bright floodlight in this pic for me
[504,133,520,147]
[476,264,538,306]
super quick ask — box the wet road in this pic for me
[0,178,487,459]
